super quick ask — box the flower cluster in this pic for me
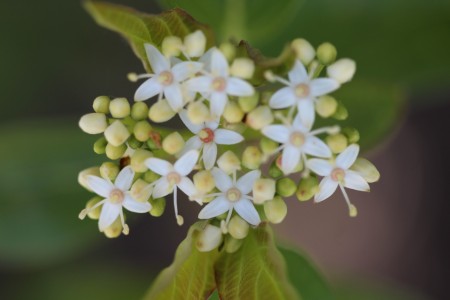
[78,31,379,250]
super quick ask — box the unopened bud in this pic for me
[162,132,184,155]
[133,121,152,142]
[264,196,287,224]
[230,57,255,79]
[291,38,315,65]
[333,102,348,120]
[86,196,103,220]
[193,170,215,193]
[104,120,130,146]
[100,162,119,181]
[217,151,241,174]
[93,137,108,154]
[196,224,223,252]
[149,197,166,217]
[327,58,356,83]
[260,137,279,155]
[276,177,297,197]
[93,96,110,114]
[148,99,176,123]
[342,127,360,144]
[79,113,108,134]
[187,101,209,124]
[242,146,262,169]
[317,42,337,65]
[127,135,143,149]
[219,42,236,61]
[316,95,338,118]
[225,235,243,253]
[144,170,160,183]
[131,149,153,173]
[223,101,244,123]
[78,167,100,191]
[264,70,276,82]
[105,143,127,160]
[131,102,149,121]
[238,93,259,112]
[252,178,276,204]
[103,217,123,238]
[162,36,183,57]
[228,215,250,239]
[350,158,380,183]
[184,30,206,58]
[296,176,319,201]
[326,133,348,154]
[269,161,283,178]
[130,179,153,202]
[109,98,130,118]
[246,106,274,130]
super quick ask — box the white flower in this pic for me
[185,48,254,118]
[262,112,332,174]
[179,110,243,169]
[79,166,152,235]
[307,144,370,216]
[133,44,203,112]
[198,168,261,226]
[145,150,199,224]
[268,60,340,128]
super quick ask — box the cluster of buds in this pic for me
[78,31,379,249]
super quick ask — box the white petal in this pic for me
[164,84,183,111]
[87,176,113,198]
[174,150,199,176]
[303,136,332,158]
[288,60,309,84]
[145,158,173,176]
[211,167,233,192]
[179,109,202,133]
[292,111,310,132]
[344,170,370,192]
[185,76,212,93]
[210,92,228,117]
[309,78,340,97]
[281,146,301,175]
[315,177,338,202]
[177,177,197,197]
[172,61,203,81]
[198,196,231,219]
[214,129,244,145]
[123,194,151,213]
[297,100,315,130]
[98,202,121,230]
[180,136,202,156]
[336,144,360,169]
[145,44,170,73]
[114,166,135,191]
[307,159,333,176]
[236,170,261,194]
[134,77,162,101]
[269,87,296,109]
[210,49,229,77]
[205,121,219,131]
[226,77,254,96]
[262,125,290,143]
[203,143,217,170]
[199,48,214,72]
[152,177,173,198]
[234,198,261,226]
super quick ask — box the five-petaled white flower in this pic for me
[185,48,254,118]
[179,110,244,169]
[145,150,199,224]
[198,168,261,226]
[268,60,340,128]
[79,166,152,235]
[307,144,370,216]
[262,112,333,174]
[134,44,203,111]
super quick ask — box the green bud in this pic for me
[350,158,380,183]
[269,161,283,178]
[92,96,110,114]
[127,135,143,149]
[105,143,127,160]
[276,177,297,197]
[100,162,119,181]
[109,97,131,118]
[326,133,348,154]
[228,215,249,240]
[103,217,123,238]
[264,196,287,224]
[86,196,103,220]
[260,137,278,155]
[149,197,166,217]
[296,176,319,201]
[131,102,149,120]
[131,149,153,173]
[242,146,262,169]
[219,42,236,61]
[342,127,360,144]
[133,121,152,142]
[225,235,243,253]
[144,170,160,183]
[238,93,259,113]
[93,137,107,154]
[333,102,348,120]
[317,42,337,65]
[316,95,338,118]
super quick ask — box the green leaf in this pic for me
[84,1,215,72]
[215,224,300,300]
[144,222,219,300]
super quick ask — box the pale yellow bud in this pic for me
[264,196,287,224]
[327,58,356,84]
[78,167,100,191]
[193,170,215,193]
[104,120,130,146]
[219,42,236,61]
[86,196,102,220]
[162,36,183,57]
[105,143,127,160]
[130,179,153,202]
[246,106,274,130]
[130,149,153,173]
[99,162,119,181]
[79,113,108,134]
[291,38,315,65]
[149,197,166,217]
[225,235,243,253]
[162,132,184,155]
[103,217,123,238]
[230,57,255,79]
[242,146,262,169]
[317,42,337,65]
[228,215,249,239]
[252,178,276,204]
[109,97,130,118]
[187,101,209,124]
[131,102,149,121]
[133,121,152,142]
[184,30,206,58]
[217,151,241,174]
[148,99,176,123]
[326,133,348,154]
[238,93,259,112]
[350,158,380,183]
[92,96,110,114]
[316,95,338,118]
[223,101,244,123]
[196,224,223,252]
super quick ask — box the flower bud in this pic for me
[100,162,119,181]
[105,143,127,160]
[327,58,356,83]
[333,102,348,120]
[252,178,276,204]
[260,137,279,155]
[79,113,108,134]
[230,57,255,79]
[291,38,315,65]
[162,36,183,57]
[193,170,215,194]
[223,101,244,123]
[104,120,130,146]
[109,97,130,118]
[217,151,241,174]
[225,235,243,253]
[78,167,100,191]
[86,196,102,220]
[350,158,380,183]
[131,149,153,173]
[93,137,107,154]
[264,196,287,224]
[269,161,283,178]
[296,176,319,201]
[242,146,262,169]
[276,177,297,197]
[219,42,236,61]
[149,197,166,217]
[130,179,153,202]
[317,42,337,65]
[92,96,110,114]
[228,215,250,239]
[184,30,206,58]
[162,132,184,155]
[133,121,152,142]
[148,99,176,123]
[196,224,223,252]
[316,95,338,118]
[131,102,149,121]
[127,135,143,149]
[187,101,209,124]
[326,133,348,154]
[144,170,160,183]
[246,106,274,130]
[238,93,259,112]
[103,217,123,238]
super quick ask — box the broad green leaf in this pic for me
[144,222,219,300]
[215,224,300,300]
[84,1,215,72]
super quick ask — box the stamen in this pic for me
[119,211,129,235]
[264,70,291,86]
[232,170,237,185]
[78,209,87,220]
[338,184,357,217]
[78,199,106,220]
[127,72,153,82]
[225,209,233,224]
[220,220,228,234]
[310,125,341,136]
[173,186,184,226]
[274,112,291,126]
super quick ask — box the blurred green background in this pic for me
[1,0,449,299]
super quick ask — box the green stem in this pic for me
[222,0,247,42]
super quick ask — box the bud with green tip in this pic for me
[264,196,287,224]
[269,160,283,178]
[228,215,249,239]
[86,196,103,220]
[148,99,176,123]
[291,38,315,65]
[246,106,274,130]
[317,42,337,65]
[225,235,243,253]
[149,197,166,217]
[105,143,127,160]
[104,120,131,146]
[260,137,279,155]
[131,102,149,121]
[327,58,356,83]
[333,102,348,120]
[242,146,262,169]
[252,178,276,204]
[223,101,244,123]
[230,57,255,79]
[162,132,184,155]
[326,133,348,154]
[130,149,153,173]
[127,135,142,149]
[350,158,380,183]
[99,162,119,181]
[109,97,130,118]
[316,95,338,118]
[342,127,360,144]
[217,151,241,174]
[296,176,319,201]
[79,113,108,134]
[92,96,110,114]
[78,166,100,191]
[196,224,223,252]
[93,137,107,154]
[238,93,259,113]
[276,177,297,197]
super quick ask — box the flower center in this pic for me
[158,70,174,86]
[289,131,305,147]
[331,168,346,182]
[294,83,310,98]
[211,77,227,92]
[109,189,124,204]
[226,187,242,202]
[198,128,215,143]
[167,172,181,185]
